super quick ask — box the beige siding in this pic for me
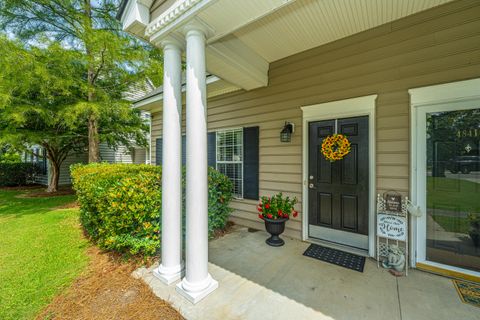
[150,0,480,239]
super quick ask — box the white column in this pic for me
[153,37,184,285]
[176,22,218,304]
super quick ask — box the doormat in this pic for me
[453,279,480,308]
[303,244,365,272]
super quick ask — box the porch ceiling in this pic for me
[122,0,455,92]
[231,0,454,63]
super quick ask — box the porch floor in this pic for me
[134,226,478,320]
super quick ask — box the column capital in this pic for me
[183,17,214,39]
[159,34,185,51]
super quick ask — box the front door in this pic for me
[308,116,369,250]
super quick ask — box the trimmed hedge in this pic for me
[71,163,233,256]
[0,163,39,186]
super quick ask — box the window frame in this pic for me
[215,127,244,199]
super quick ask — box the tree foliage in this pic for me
[0,0,163,162]
[0,36,149,192]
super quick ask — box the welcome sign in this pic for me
[377,214,407,241]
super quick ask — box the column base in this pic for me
[153,263,184,285]
[176,274,218,304]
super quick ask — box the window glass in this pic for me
[216,128,243,198]
[426,108,480,272]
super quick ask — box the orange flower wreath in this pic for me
[321,134,351,162]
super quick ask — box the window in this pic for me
[216,128,243,198]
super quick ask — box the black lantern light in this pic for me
[280,122,294,142]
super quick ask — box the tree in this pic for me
[0,37,148,192]
[0,145,21,164]
[0,0,162,162]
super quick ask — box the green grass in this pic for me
[427,177,480,213]
[431,215,470,234]
[0,189,89,320]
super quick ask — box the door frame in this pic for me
[409,78,480,277]
[301,94,377,257]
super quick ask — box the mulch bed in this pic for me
[211,221,235,239]
[36,248,184,320]
[0,184,44,191]
[15,186,75,198]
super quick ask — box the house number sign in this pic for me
[377,214,407,241]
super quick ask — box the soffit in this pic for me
[232,0,454,63]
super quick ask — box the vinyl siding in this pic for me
[149,0,480,239]
[99,143,134,164]
[58,153,88,186]
[34,172,48,186]
[36,144,138,186]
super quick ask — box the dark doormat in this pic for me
[453,279,480,308]
[303,244,366,272]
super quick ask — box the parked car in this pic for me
[447,156,480,174]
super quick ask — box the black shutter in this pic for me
[243,126,259,200]
[208,132,216,168]
[155,138,162,166]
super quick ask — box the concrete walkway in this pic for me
[134,226,479,320]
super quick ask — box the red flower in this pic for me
[266,213,273,219]
[258,214,264,220]
[265,203,270,209]
[293,211,298,218]
[278,209,282,215]
[257,206,263,212]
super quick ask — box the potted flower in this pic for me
[468,213,480,247]
[257,193,298,247]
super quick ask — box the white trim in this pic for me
[409,78,480,107]
[207,40,269,89]
[409,77,480,276]
[147,0,216,41]
[133,75,222,109]
[301,94,377,257]
[120,0,153,38]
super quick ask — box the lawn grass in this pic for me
[431,215,470,234]
[0,189,89,320]
[427,177,480,213]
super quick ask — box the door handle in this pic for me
[309,183,315,189]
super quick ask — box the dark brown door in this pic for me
[308,116,369,248]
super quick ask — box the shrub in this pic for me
[0,163,39,186]
[71,163,233,256]
[0,151,22,164]
[207,168,234,235]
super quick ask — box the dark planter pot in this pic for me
[264,217,287,247]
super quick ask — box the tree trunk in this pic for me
[85,0,100,163]
[47,161,60,193]
[88,113,100,162]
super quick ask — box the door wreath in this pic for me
[321,134,351,162]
